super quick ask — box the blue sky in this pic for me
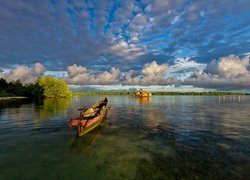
[0,0,250,91]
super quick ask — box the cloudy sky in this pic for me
[0,0,250,91]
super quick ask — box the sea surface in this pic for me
[0,96,249,180]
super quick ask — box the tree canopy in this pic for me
[38,76,71,98]
[0,78,43,97]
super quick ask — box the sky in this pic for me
[0,0,250,91]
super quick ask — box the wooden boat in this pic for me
[69,97,108,137]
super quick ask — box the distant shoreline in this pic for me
[0,96,28,100]
[72,91,249,96]
[1,92,248,99]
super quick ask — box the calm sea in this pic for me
[0,96,249,179]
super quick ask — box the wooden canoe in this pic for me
[77,106,107,137]
[69,97,108,137]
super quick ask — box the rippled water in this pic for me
[0,96,249,179]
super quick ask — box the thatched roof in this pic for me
[136,90,152,95]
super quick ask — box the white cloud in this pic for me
[67,64,87,78]
[34,62,46,75]
[123,61,177,85]
[110,39,145,60]
[185,54,250,88]
[64,56,250,88]
[64,64,120,85]
[142,60,169,76]
[1,54,249,91]
[205,55,249,78]
[0,63,46,84]
[127,13,148,32]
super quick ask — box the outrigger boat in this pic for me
[69,97,108,137]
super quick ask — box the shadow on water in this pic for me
[0,98,33,111]
[70,122,106,153]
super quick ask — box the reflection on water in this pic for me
[70,123,105,153]
[135,97,152,103]
[0,98,71,128]
[38,98,71,119]
[218,95,246,103]
[0,96,250,179]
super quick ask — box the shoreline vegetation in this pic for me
[0,77,71,98]
[72,91,249,96]
[1,78,249,98]
[0,78,43,98]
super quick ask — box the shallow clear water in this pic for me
[0,96,249,179]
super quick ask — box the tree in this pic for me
[7,80,24,96]
[0,78,44,97]
[24,82,44,97]
[0,78,8,90]
[38,76,71,98]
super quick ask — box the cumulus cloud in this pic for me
[64,64,120,85]
[33,63,46,75]
[67,64,88,78]
[123,61,177,85]
[0,63,46,84]
[205,55,249,78]
[1,54,250,91]
[142,60,169,76]
[185,55,250,89]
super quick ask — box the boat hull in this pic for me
[77,106,107,137]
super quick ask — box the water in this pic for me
[0,96,249,179]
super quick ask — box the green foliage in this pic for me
[0,78,8,89]
[0,78,43,97]
[24,82,44,97]
[0,77,71,98]
[38,76,71,98]
[7,80,24,96]
[0,89,15,97]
